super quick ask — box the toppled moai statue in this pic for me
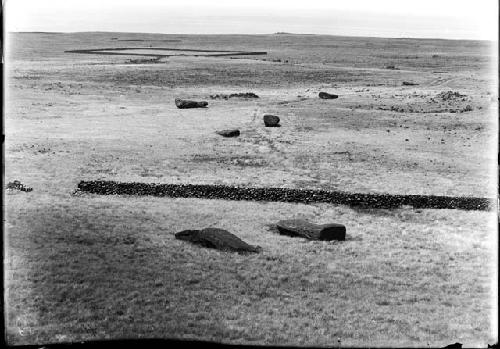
[319,92,339,99]
[175,98,208,109]
[216,129,240,137]
[175,228,262,253]
[276,219,345,241]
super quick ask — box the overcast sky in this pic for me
[5,0,498,40]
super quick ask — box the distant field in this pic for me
[4,31,498,347]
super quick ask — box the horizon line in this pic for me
[9,30,497,43]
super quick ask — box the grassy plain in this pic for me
[4,31,498,347]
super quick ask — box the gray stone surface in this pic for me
[276,219,346,241]
[175,228,262,253]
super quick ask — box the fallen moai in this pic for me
[276,219,346,241]
[319,92,339,99]
[263,114,280,127]
[175,98,208,109]
[216,129,240,137]
[175,228,262,253]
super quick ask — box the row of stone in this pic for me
[76,181,493,210]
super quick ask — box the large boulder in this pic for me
[216,129,240,137]
[175,228,262,253]
[263,114,280,127]
[175,98,208,109]
[276,219,346,241]
[319,92,339,99]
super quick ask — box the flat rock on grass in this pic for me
[276,219,346,241]
[175,98,208,109]
[318,92,339,99]
[263,114,280,127]
[175,228,262,253]
[216,129,240,137]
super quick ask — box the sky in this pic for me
[4,0,499,40]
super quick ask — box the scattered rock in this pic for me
[402,81,419,86]
[263,114,280,127]
[216,129,240,137]
[276,219,346,241]
[210,92,259,99]
[127,56,162,64]
[319,92,339,99]
[175,228,262,253]
[436,91,466,101]
[175,98,208,109]
[6,180,33,192]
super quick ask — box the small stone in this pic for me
[263,114,280,127]
[216,129,240,137]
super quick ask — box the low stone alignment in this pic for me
[77,181,493,211]
[66,47,267,57]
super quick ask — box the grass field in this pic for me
[4,31,498,347]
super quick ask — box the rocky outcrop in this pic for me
[6,180,33,192]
